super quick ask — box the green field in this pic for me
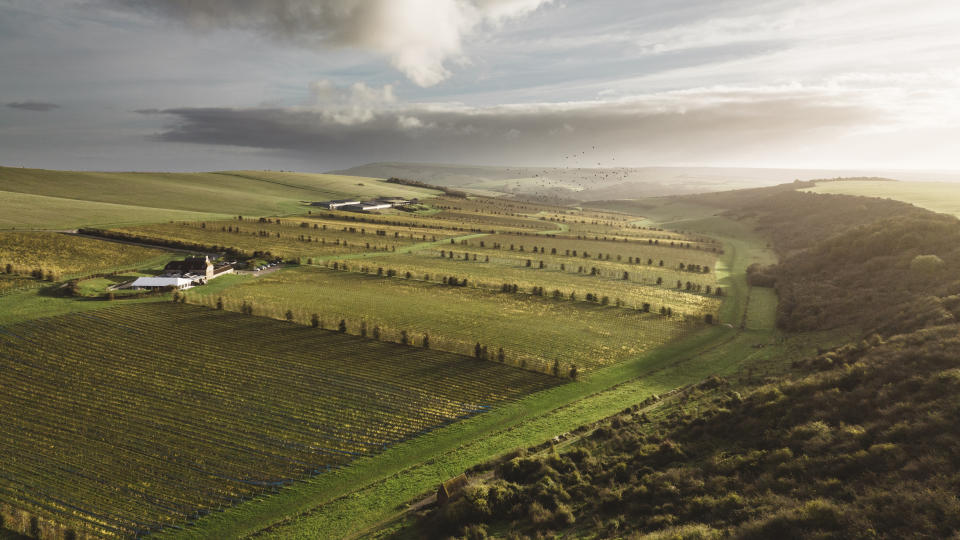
[330,249,720,314]
[803,180,960,218]
[0,167,438,229]
[105,217,457,261]
[189,266,698,375]
[0,190,233,230]
[0,303,557,538]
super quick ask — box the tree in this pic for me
[285,309,294,322]
[338,319,347,333]
[311,313,320,328]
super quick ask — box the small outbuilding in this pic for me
[311,199,361,209]
[437,474,469,505]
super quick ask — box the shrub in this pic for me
[910,254,945,274]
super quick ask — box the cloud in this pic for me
[6,101,60,111]
[141,86,884,168]
[106,0,553,86]
[308,79,396,124]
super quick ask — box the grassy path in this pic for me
[160,215,773,540]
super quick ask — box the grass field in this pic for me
[0,190,233,230]
[0,232,174,280]
[0,167,438,229]
[0,303,558,539]
[189,266,699,375]
[105,217,457,261]
[802,180,960,218]
[331,250,720,314]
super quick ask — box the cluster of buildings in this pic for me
[127,256,234,291]
[311,197,414,212]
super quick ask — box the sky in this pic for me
[1,0,959,172]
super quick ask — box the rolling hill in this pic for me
[0,167,439,229]
[330,162,960,202]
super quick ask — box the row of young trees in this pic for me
[1,263,59,282]
[195,294,582,379]
[437,250,722,296]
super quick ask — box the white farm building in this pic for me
[128,277,195,290]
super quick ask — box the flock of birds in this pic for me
[499,146,638,202]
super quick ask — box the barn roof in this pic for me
[165,257,211,272]
[130,277,194,288]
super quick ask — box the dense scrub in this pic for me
[411,324,960,539]
[0,232,169,281]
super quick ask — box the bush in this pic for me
[910,254,945,274]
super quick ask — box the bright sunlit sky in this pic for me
[1,0,959,172]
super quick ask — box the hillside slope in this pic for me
[393,186,960,540]
[0,167,438,229]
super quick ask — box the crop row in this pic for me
[0,303,558,538]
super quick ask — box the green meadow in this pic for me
[803,179,960,218]
[0,167,438,229]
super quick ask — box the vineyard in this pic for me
[0,303,558,538]
[334,250,721,313]
[189,266,702,374]
[0,232,172,281]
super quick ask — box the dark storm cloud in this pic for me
[6,101,60,111]
[142,90,880,166]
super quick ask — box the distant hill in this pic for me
[330,162,960,202]
[0,167,438,229]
